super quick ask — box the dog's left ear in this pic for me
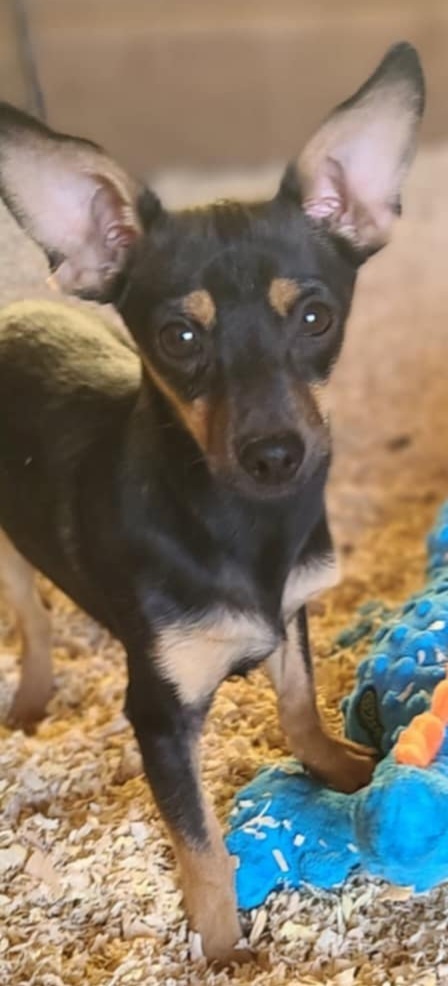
[281,42,425,257]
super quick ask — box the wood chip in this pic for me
[378,884,414,902]
[189,932,204,961]
[0,845,26,873]
[121,915,155,940]
[280,920,316,943]
[25,848,62,893]
[334,971,356,986]
[249,907,268,945]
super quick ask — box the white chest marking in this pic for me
[282,556,340,624]
[155,609,279,706]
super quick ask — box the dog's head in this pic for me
[0,43,424,499]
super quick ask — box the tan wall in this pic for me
[1,1,447,175]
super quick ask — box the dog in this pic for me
[0,43,424,963]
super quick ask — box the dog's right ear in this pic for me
[0,103,158,298]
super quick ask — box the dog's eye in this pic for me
[301,300,333,335]
[159,322,202,359]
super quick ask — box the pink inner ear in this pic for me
[91,179,140,251]
[48,176,141,296]
[302,156,347,222]
[105,224,136,247]
[301,151,393,250]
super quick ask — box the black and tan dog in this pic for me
[0,44,424,962]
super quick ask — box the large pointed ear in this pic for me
[281,43,425,258]
[0,103,151,297]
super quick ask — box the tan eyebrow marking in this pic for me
[268,278,301,317]
[183,289,216,329]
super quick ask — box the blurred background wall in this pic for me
[1,0,446,176]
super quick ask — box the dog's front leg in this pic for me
[0,529,52,729]
[266,608,375,793]
[125,657,249,964]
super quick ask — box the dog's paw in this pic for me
[211,944,271,971]
[190,931,260,968]
[314,734,376,793]
[6,685,52,733]
[211,946,255,969]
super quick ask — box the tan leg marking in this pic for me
[266,620,375,793]
[0,530,52,729]
[154,612,276,961]
[167,736,251,965]
[172,803,252,964]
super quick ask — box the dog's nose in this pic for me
[237,433,305,486]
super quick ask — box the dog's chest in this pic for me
[281,555,339,624]
[154,553,338,706]
[155,610,278,705]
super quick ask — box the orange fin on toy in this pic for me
[431,677,448,723]
[394,672,448,767]
[395,711,445,767]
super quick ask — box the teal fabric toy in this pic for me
[226,502,448,910]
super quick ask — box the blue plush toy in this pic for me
[226,502,448,910]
